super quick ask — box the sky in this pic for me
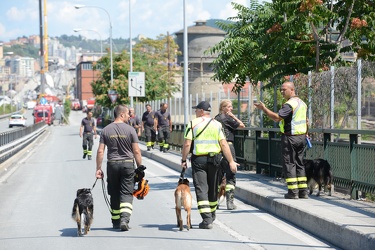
[0,0,269,42]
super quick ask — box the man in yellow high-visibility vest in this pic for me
[180,101,238,229]
[254,82,308,199]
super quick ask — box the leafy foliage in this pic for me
[3,44,39,58]
[207,0,375,92]
[91,35,181,108]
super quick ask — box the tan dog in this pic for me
[175,178,192,231]
[217,175,226,209]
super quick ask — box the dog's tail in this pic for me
[72,199,80,221]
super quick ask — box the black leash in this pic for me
[91,178,98,190]
[91,175,112,215]
[100,178,112,214]
[179,167,186,180]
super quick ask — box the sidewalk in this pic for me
[140,144,375,250]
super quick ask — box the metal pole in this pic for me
[330,66,335,129]
[39,0,45,94]
[183,0,189,127]
[130,0,133,107]
[308,71,312,127]
[357,59,362,130]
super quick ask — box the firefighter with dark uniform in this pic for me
[154,103,172,153]
[79,111,97,160]
[181,101,238,229]
[141,104,156,151]
[254,81,308,199]
[95,105,144,231]
[215,99,245,209]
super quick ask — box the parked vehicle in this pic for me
[33,104,54,125]
[9,114,27,128]
[86,98,95,111]
[26,101,37,110]
[71,99,81,110]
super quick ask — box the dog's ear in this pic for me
[183,178,189,185]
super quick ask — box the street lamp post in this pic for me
[73,28,103,56]
[129,0,133,107]
[183,0,189,127]
[75,4,113,86]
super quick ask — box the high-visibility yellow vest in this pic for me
[184,117,225,155]
[279,97,307,135]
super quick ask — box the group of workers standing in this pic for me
[77,80,309,231]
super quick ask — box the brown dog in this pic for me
[175,178,192,231]
[217,175,226,209]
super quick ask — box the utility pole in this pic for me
[39,0,45,95]
[43,0,49,72]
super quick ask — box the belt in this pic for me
[84,132,92,134]
[193,153,219,157]
[107,159,134,163]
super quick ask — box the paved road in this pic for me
[0,111,339,250]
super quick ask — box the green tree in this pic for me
[208,0,375,91]
[91,35,181,108]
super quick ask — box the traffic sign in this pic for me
[108,89,118,104]
[128,72,145,97]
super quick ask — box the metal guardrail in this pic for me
[0,122,48,164]
[141,125,375,199]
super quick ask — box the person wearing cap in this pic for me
[215,99,245,210]
[154,103,172,153]
[180,101,238,229]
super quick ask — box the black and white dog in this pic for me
[304,159,333,196]
[71,188,94,236]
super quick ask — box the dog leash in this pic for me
[91,178,98,190]
[100,178,113,214]
[179,167,186,179]
[91,174,113,215]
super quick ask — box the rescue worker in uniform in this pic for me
[155,103,172,153]
[128,107,141,137]
[142,104,156,151]
[181,101,238,229]
[215,99,245,210]
[79,111,97,160]
[254,81,308,199]
[96,105,143,231]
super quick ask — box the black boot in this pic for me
[226,190,237,210]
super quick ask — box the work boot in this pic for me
[88,155,92,160]
[120,221,130,231]
[226,190,237,210]
[284,192,299,199]
[83,153,87,159]
[147,147,151,151]
[299,190,309,199]
[198,221,213,229]
[112,220,120,229]
[159,146,163,152]
[163,147,167,153]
